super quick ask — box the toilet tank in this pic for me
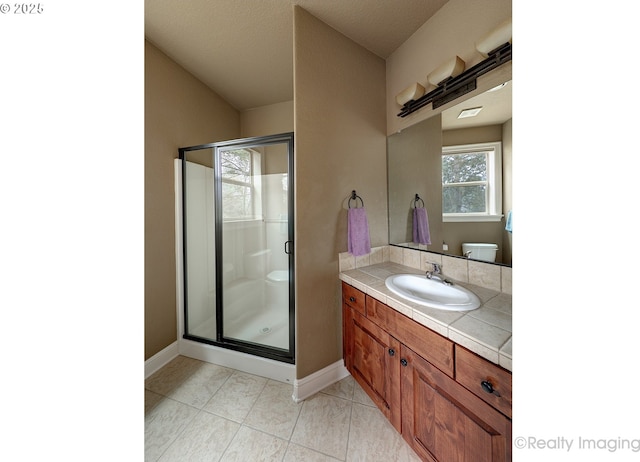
[462,243,498,263]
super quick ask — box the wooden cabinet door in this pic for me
[344,305,401,431]
[401,346,512,462]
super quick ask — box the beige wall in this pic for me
[442,125,502,147]
[240,100,294,138]
[145,40,240,360]
[386,0,512,135]
[293,6,387,378]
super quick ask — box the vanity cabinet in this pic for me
[341,282,512,462]
[401,345,511,461]
[342,285,401,430]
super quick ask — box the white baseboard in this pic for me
[178,337,295,384]
[144,341,179,379]
[145,339,349,404]
[292,359,350,403]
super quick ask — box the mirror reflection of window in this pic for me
[442,151,487,213]
[442,141,502,221]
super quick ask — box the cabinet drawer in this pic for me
[342,282,365,315]
[455,345,512,418]
[366,295,454,377]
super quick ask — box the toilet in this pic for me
[266,269,289,308]
[243,249,289,307]
[462,243,498,263]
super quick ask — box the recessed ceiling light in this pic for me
[458,107,483,119]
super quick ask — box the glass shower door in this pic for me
[215,134,294,362]
[179,133,294,364]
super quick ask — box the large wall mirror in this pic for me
[387,76,512,266]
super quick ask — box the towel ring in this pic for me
[348,190,364,208]
[414,194,425,208]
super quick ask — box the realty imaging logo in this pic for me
[514,436,640,453]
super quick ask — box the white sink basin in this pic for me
[385,274,480,311]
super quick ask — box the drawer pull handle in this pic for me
[481,380,501,397]
[388,348,395,356]
[349,296,356,302]
[400,359,408,367]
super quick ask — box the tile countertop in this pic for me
[339,261,512,372]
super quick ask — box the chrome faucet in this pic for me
[426,262,453,285]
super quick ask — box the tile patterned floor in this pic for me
[145,355,422,462]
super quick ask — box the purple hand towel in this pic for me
[348,207,371,256]
[413,207,431,245]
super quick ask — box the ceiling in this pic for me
[144,0,450,111]
[441,80,512,130]
[145,0,511,129]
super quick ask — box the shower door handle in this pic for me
[284,241,293,255]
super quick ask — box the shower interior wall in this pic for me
[184,161,215,335]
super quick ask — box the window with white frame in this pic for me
[442,141,502,222]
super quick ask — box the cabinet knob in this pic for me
[400,358,408,367]
[481,380,501,397]
[388,348,395,356]
[349,296,356,302]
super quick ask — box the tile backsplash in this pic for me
[339,245,512,294]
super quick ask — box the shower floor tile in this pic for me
[224,304,290,350]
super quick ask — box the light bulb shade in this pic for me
[475,19,512,58]
[396,82,426,106]
[427,56,465,86]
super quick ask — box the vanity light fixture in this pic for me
[458,107,483,119]
[397,19,512,118]
[396,82,426,106]
[475,19,512,58]
[397,42,511,117]
[427,56,466,87]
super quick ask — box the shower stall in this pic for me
[177,133,295,364]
